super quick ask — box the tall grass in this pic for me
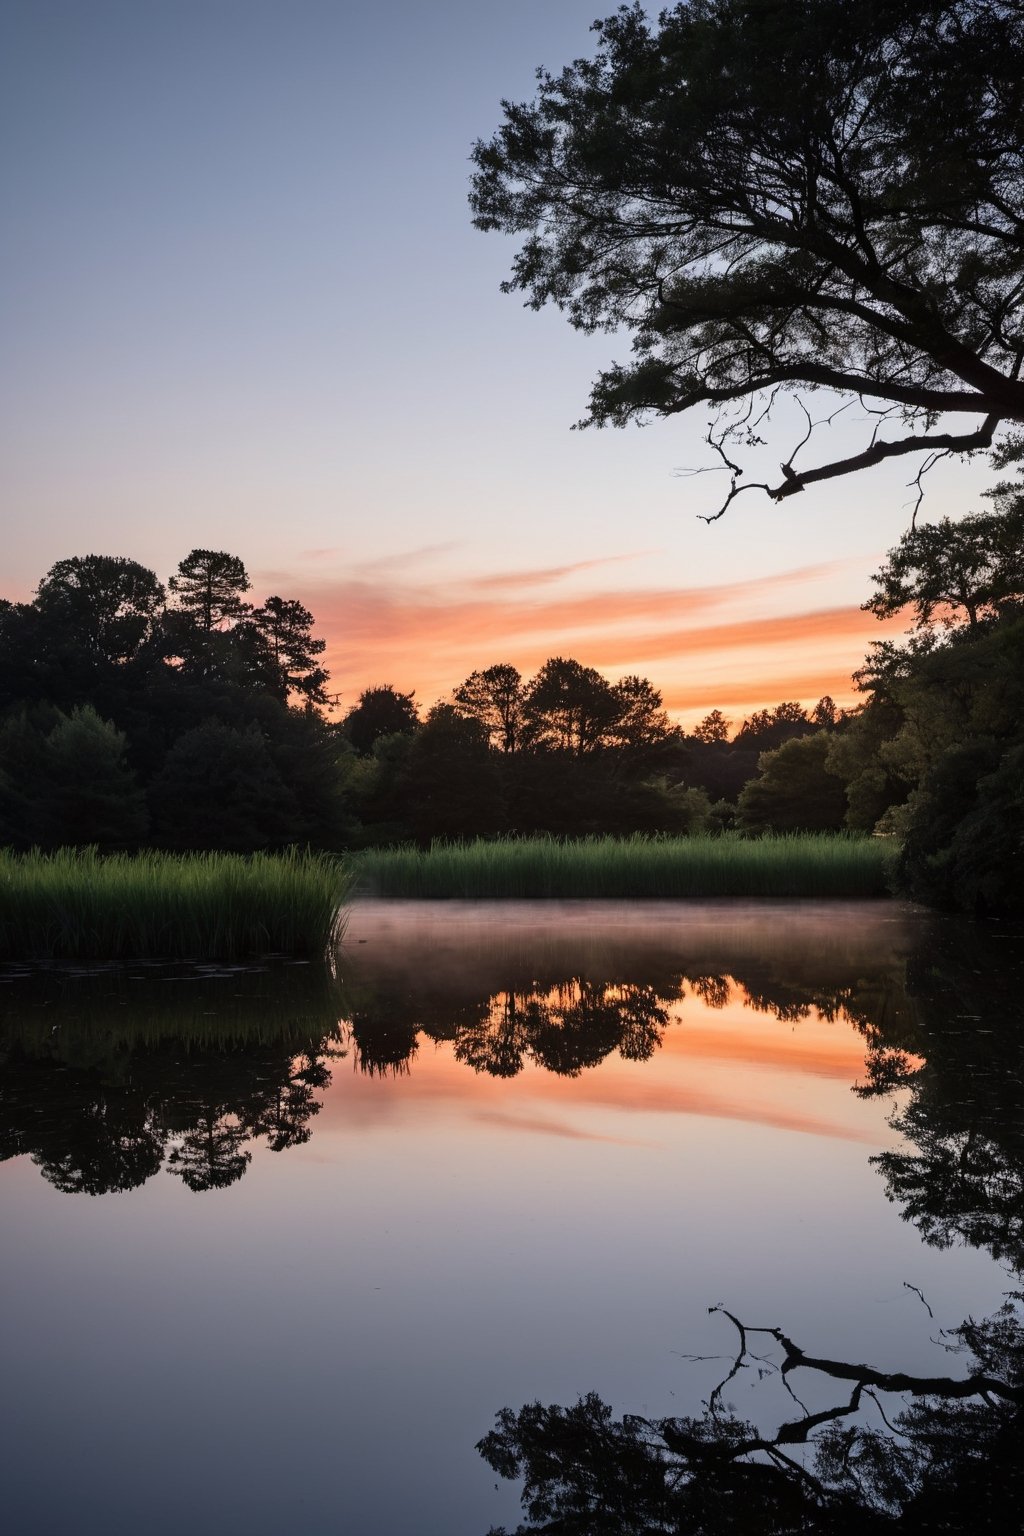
[0,848,353,961]
[351,834,896,901]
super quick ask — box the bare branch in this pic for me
[903,1282,935,1320]
[768,415,1001,502]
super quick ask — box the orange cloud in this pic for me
[470,552,653,589]
[285,553,904,726]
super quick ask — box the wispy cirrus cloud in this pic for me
[278,550,901,724]
[469,551,654,589]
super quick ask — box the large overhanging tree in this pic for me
[470,0,1024,517]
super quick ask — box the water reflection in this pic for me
[0,963,346,1194]
[2,903,1023,1535]
[859,925,1024,1271]
[479,1299,1024,1534]
[466,911,1024,1535]
[3,905,1022,1216]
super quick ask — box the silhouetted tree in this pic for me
[844,501,1024,906]
[342,684,419,756]
[35,555,166,667]
[737,732,847,834]
[167,548,251,632]
[609,674,676,754]
[811,696,839,728]
[0,705,148,848]
[453,663,528,753]
[148,720,298,850]
[250,595,329,704]
[479,1303,1024,1534]
[863,494,1024,635]
[401,704,506,843]
[733,702,811,752]
[472,1,1024,515]
[693,709,730,744]
[525,657,622,755]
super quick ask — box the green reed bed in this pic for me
[0,848,353,961]
[352,833,896,901]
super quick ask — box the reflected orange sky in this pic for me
[316,899,926,1150]
[316,980,885,1148]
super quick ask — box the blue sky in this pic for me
[0,0,995,721]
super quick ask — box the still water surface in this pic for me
[1,900,1021,1534]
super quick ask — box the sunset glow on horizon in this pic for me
[287,552,911,728]
[2,1,990,727]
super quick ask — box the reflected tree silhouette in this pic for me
[475,919,1024,1533]
[479,1301,1024,1535]
[167,1109,252,1192]
[348,1004,421,1076]
[0,969,345,1194]
[453,981,673,1079]
[689,974,730,1010]
[857,925,1024,1271]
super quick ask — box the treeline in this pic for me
[1,479,1021,913]
[0,550,345,851]
[336,667,846,844]
[0,548,843,853]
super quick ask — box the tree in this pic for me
[341,685,419,756]
[0,706,148,849]
[811,695,839,728]
[400,703,506,843]
[479,1305,1024,1535]
[862,494,1024,635]
[452,663,528,753]
[609,674,676,753]
[147,721,298,850]
[693,709,730,743]
[525,657,622,754]
[168,549,251,632]
[250,595,329,704]
[736,730,848,833]
[35,555,166,666]
[733,701,811,751]
[471,1,1024,516]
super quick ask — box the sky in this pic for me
[0,0,996,727]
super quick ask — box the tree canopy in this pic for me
[863,485,1024,632]
[471,1,1024,515]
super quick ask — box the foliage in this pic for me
[351,833,892,900]
[472,0,1024,512]
[862,496,1024,633]
[341,684,420,756]
[0,547,342,851]
[250,594,329,703]
[842,488,1024,908]
[167,548,251,632]
[732,701,812,751]
[523,656,631,755]
[737,732,848,833]
[399,704,506,843]
[693,709,730,743]
[453,663,529,753]
[0,705,148,849]
[35,555,166,666]
[0,967,347,1194]
[0,847,352,961]
[147,721,300,851]
[895,737,1024,913]
[479,1304,1024,1534]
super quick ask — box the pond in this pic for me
[2,900,1022,1535]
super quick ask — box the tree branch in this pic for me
[768,415,1001,502]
